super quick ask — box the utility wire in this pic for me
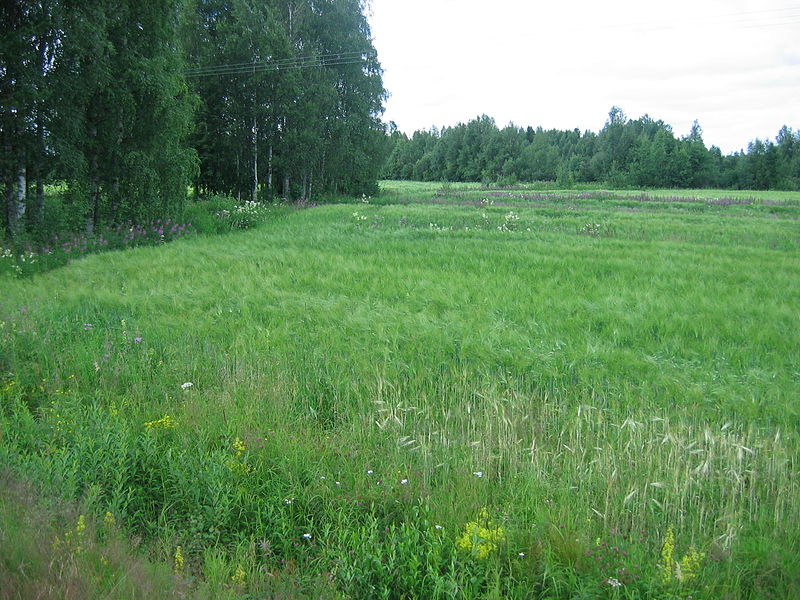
[185,57,366,77]
[186,57,369,78]
[186,50,368,74]
[185,51,367,76]
[185,51,375,78]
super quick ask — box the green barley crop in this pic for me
[1,182,798,599]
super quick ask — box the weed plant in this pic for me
[0,194,280,279]
[1,183,798,598]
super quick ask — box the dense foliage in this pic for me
[1,0,386,240]
[383,108,800,190]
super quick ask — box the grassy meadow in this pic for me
[1,181,799,599]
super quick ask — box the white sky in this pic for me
[367,0,800,154]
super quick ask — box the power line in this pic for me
[186,57,369,78]
[186,50,368,74]
[186,57,368,78]
[185,51,367,76]
[185,51,375,78]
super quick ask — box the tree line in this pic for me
[1,0,386,240]
[383,108,800,190]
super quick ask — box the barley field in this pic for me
[1,182,799,599]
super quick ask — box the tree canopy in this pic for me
[1,0,387,240]
[383,109,800,190]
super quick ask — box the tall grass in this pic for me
[1,183,798,598]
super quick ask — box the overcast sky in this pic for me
[367,0,800,154]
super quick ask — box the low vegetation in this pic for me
[1,182,798,598]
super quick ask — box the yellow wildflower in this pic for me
[64,515,86,554]
[144,415,177,430]
[232,564,247,586]
[104,511,116,527]
[226,457,252,475]
[174,546,185,573]
[662,526,705,585]
[456,507,505,559]
[75,515,86,534]
[233,436,246,458]
[678,545,705,582]
[661,526,676,584]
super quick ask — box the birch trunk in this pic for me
[86,120,99,236]
[87,153,99,237]
[5,178,14,235]
[4,165,27,237]
[3,133,10,233]
[14,165,27,228]
[252,115,258,203]
[30,39,46,228]
[267,144,273,191]
[31,109,45,226]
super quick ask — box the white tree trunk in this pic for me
[267,144,273,191]
[252,115,258,203]
[13,165,26,229]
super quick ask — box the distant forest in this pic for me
[1,0,385,239]
[383,108,800,191]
